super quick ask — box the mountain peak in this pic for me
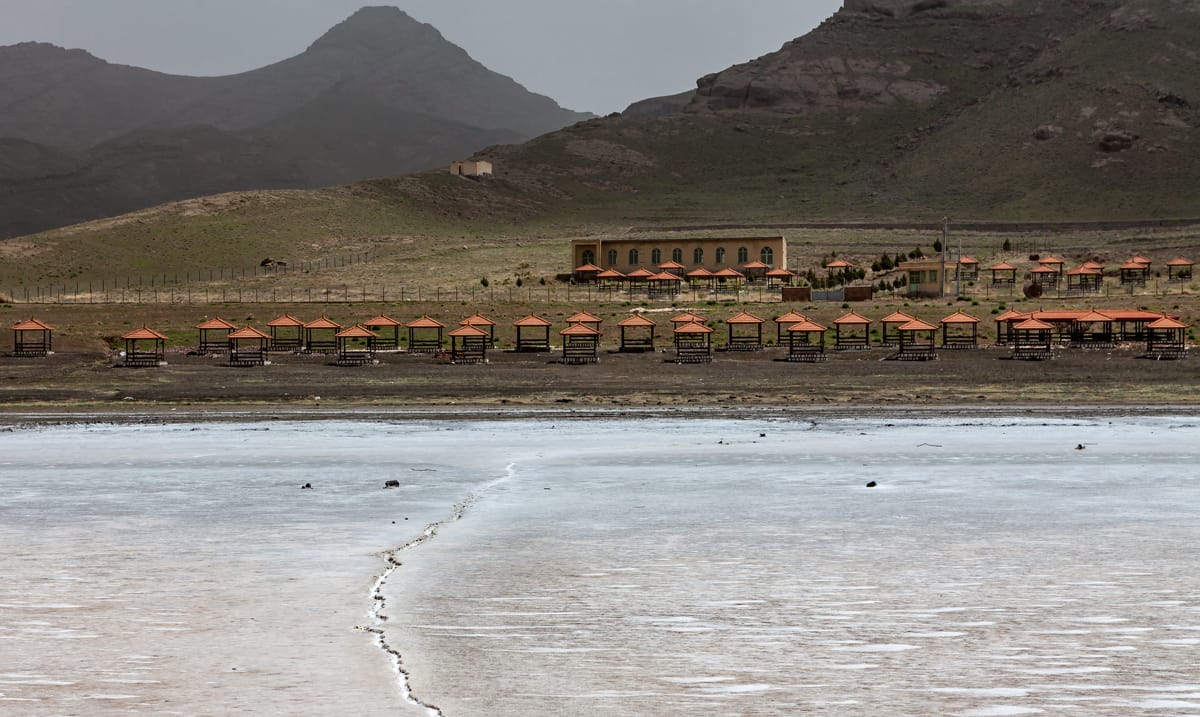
[308,6,445,52]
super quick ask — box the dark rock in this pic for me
[866,480,878,487]
[384,480,400,488]
[1099,131,1138,152]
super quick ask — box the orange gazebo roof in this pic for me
[12,318,54,331]
[742,260,770,270]
[1148,316,1188,330]
[336,324,378,339]
[825,259,855,269]
[596,269,626,279]
[459,313,496,327]
[574,262,603,273]
[618,314,656,328]
[566,311,604,325]
[1014,318,1054,331]
[304,316,343,330]
[686,267,715,278]
[448,325,489,338]
[1130,255,1152,266]
[712,268,745,278]
[775,310,808,325]
[765,268,795,277]
[941,311,980,325]
[1167,257,1194,267]
[513,314,552,327]
[268,314,305,327]
[898,319,938,332]
[881,311,914,324]
[673,321,714,335]
[671,312,707,324]
[406,316,446,329]
[625,268,654,279]
[787,319,827,333]
[833,311,871,325]
[364,314,403,327]
[560,324,602,337]
[990,261,1019,271]
[227,326,271,340]
[195,317,237,330]
[726,311,765,325]
[122,326,168,340]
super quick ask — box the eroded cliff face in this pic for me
[841,0,1016,17]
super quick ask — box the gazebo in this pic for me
[447,325,489,364]
[363,315,403,351]
[724,311,765,351]
[957,256,979,280]
[1065,266,1103,294]
[625,268,654,294]
[406,316,446,354]
[1167,257,1194,281]
[513,314,553,352]
[266,314,305,351]
[195,317,237,353]
[990,261,1018,286]
[774,310,808,343]
[1119,260,1150,287]
[1030,264,1060,288]
[595,269,627,290]
[994,309,1030,345]
[1130,255,1152,267]
[11,318,53,357]
[1038,256,1066,277]
[673,321,714,363]
[226,326,271,367]
[335,325,377,366]
[686,267,716,291]
[560,324,602,365]
[825,258,855,279]
[617,314,657,352]
[833,311,871,350]
[894,319,938,360]
[303,316,343,354]
[459,314,497,345]
[1145,316,1188,360]
[670,312,708,333]
[573,262,603,283]
[647,271,683,298]
[940,311,981,349]
[657,260,686,277]
[565,311,604,332]
[742,260,770,282]
[786,320,827,362]
[765,268,796,288]
[1011,318,1054,360]
[712,268,745,295]
[1069,310,1116,349]
[880,311,915,348]
[122,326,168,367]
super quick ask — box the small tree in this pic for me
[480,277,490,287]
[1002,238,1012,252]
[880,254,894,271]
[933,238,943,253]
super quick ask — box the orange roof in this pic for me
[1066,266,1101,276]
[1075,311,1114,323]
[12,318,54,331]
[448,325,488,338]
[122,326,168,340]
[648,271,682,281]
[1014,318,1054,331]
[304,316,343,330]
[1031,310,1086,322]
[765,268,795,277]
[1080,261,1104,271]
[825,259,855,269]
[566,311,603,324]
[898,318,938,332]
[1030,265,1059,274]
[990,261,1018,271]
[364,314,402,327]
[712,268,745,278]
[1039,256,1065,265]
[726,311,765,324]
[657,260,686,270]
[459,313,496,327]
[1130,255,1152,265]
[574,262,603,272]
[775,310,808,324]
[834,311,871,325]
[959,255,979,265]
[1149,316,1189,329]
[1099,309,1172,321]
[195,316,237,330]
[941,311,980,325]
[787,319,827,333]
[881,311,914,324]
[742,260,770,269]
[227,326,271,340]
[1167,257,1194,266]
[513,314,552,327]
[267,314,305,327]
[995,309,1030,322]
[671,312,707,324]
[686,267,715,278]
[618,314,656,327]
[1119,260,1149,270]
[336,324,378,339]
[595,269,626,279]
[406,316,446,329]
[560,324,602,337]
[673,321,714,335]
[625,268,654,279]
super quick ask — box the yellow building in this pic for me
[450,160,493,177]
[571,236,787,274]
[900,259,951,297]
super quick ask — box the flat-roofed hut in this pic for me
[765,268,795,288]
[226,326,271,367]
[742,260,770,282]
[303,316,343,354]
[459,314,497,344]
[513,314,553,352]
[595,268,626,289]
[894,318,938,360]
[447,325,489,364]
[1069,310,1115,349]
[1065,266,1103,294]
[990,261,1018,286]
[1030,264,1060,288]
[673,321,714,363]
[994,309,1030,345]
[406,316,446,354]
[11,318,53,357]
[880,311,915,347]
[940,311,981,349]
[122,326,168,367]
[267,314,305,351]
[647,271,683,298]
[724,311,765,351]
[1145,316,1188,359]
[1030,309,1085,343]
[363,315,403,351]
[617,314,656,352]
[686,267,716,291]
[1011,318,1054,360]
[560,323,602,365]
[573,262,602,283]
[565,311,603,332]
[786,319,827,362]
[774,310,808,343]
[1119,260,1150,287]
[195,317,237,353]
[1167,257,1193,281]
[958,256,979,280]
[712,268,745,295]
[335,324,377,366]
[833,311,871,350]
[657,260,686,277]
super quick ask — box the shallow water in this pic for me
[2,416,1198,716]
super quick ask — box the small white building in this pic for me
[450,160,493,177]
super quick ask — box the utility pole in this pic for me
[941,216,949,298]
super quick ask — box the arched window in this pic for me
[737,247,749,263]
[628,248,639,266]
[760,247,774,266]
[581,250,595,266]
[607,249,618,267]
[716,247,726,264]
[693,248,704,265]
[672,248,683,263]
[651,248,662,265]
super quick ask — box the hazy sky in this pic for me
[0,0,844,114]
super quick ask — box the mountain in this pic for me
[0,6,591,237]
